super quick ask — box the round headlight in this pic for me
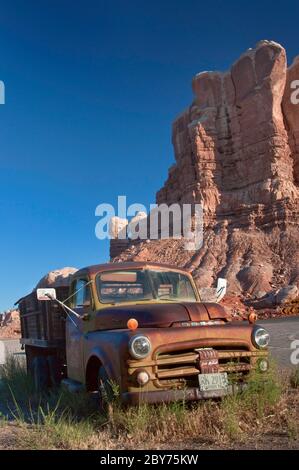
[252,327,270,349]
[129,335,151,359]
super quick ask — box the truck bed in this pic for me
[17,287,68,349]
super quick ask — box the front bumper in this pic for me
[122,383,247,405]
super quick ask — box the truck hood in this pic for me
[94,302,231,330]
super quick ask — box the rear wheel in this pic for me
[25,345,38,375]
[25,346,62,392]
[31,356,49,392]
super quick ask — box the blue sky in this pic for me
[0,0,298,310]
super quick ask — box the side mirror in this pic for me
[216,278,227,302]
[37,287,82,320]
[36,288,57,301]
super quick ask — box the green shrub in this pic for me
[240,362,282,416]
[0,355,35,405]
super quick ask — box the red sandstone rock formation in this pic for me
[113,41,299,299]
[0,309,21,339]
[36,267,78,288]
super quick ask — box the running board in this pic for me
[61,378,85,393]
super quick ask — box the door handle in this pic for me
[82,313,90,321]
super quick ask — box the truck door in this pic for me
[65,277,91,383]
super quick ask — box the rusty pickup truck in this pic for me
[17,262,270,406]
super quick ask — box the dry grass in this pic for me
[290,368,299,389]
[0,356,298,450]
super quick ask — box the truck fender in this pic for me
[85,347,118,391]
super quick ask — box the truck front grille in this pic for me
[153,347,263,387]
[127,345,268,390]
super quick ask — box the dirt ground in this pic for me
[0,423,298,450]
[0,360,298,450]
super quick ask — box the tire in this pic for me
[47,355,61,388]
[31,356,49,392]
[25,345,38,375]
[25,346,62,390]
[97,366,113,413]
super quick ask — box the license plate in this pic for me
[198,372,228,392]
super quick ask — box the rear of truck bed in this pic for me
[17,287,69,387]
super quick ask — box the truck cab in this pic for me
[18,262,270,406]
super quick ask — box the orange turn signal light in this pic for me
[127,318,139,330]
[248,311,257,324]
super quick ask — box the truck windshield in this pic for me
[96,269,197,304]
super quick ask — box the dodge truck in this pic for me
[17,262,270,407]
